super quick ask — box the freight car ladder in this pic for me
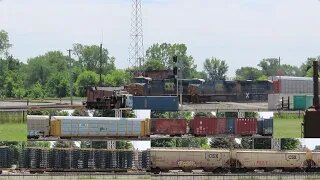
[279,96,290,110]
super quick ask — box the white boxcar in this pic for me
[235,150,308,169]
[269,76,319,94]
[27,115,50,138]
[50,116,146,138]
[268,93,310,110]
[151,148,230,172]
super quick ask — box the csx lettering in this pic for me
[208,154,219,158]
[288,155,297,159]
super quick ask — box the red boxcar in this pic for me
[150,118,187,136]
[191,117,227,136]
[235,118,257,136]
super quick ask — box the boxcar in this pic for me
[50,116,150,139]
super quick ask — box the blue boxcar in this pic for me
[257,118,273,136]
[132,96,179,111]
[262,118,273,136]
[226,118,236,134]
[257,120,264,135]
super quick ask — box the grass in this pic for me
[0,123,27,141]
[0,111,26,124]
[274,115,303,138]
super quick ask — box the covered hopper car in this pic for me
[151,148,317,173]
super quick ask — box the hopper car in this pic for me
[151,148,319,173]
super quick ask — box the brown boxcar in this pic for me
[191,117,226,136]
[235,118,257,136]
[151,118,187,136]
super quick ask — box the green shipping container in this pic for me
[293,95,313,110]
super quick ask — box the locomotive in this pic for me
[125,76,273,103]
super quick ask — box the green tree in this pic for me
[175,138,208,148]
[280,64,302,76]
[194,112,214,118]
[143,59,166,71]
[75,70,99,96]
[151,139,176,147]
[104,69,131,87]
[72,109,89,116]
[281,138,300,150]
[24,141,50,148]
[314,145,320,150]
[52,141,77,148]
[300,57,318,77]
[116,141,133,149]
[203,58,228,80]
[46,72,69,98]
[258,58,280,76]
[0,30,12,56]
[80,141,131,149]
[24,51,69,87]
[235,67,263,80]
[210,138,240,149]
[28,82,45,99]
[144,43,198,78]
[72,43,115,74]
[241,138,271,149]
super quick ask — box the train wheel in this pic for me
[213,167,226,173]
[183,168,192,172]
[202,168,213,172]
[151,167,160,174]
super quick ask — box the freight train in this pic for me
[84,77,274,109]
[0,146,150,174]
[151,148,319,173]
[126,77,274,103]
[84,73,320,109]
[27,115,273,139]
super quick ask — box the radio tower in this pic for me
[129,0,145,76]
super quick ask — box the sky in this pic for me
[1,0,320,76]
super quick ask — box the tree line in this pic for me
[0,30,317,99]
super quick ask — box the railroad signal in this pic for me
[173,55,178,75]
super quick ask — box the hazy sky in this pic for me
[1,0,320,76]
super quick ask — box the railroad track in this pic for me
[0,172,150,176]
[153,171,320,176]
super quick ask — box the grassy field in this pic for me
[0,123,26,141]
[273,113,303,138]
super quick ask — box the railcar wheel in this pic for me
[151,167,160,174]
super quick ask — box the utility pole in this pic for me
[99,43,103,85]
[67,49,73,105]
